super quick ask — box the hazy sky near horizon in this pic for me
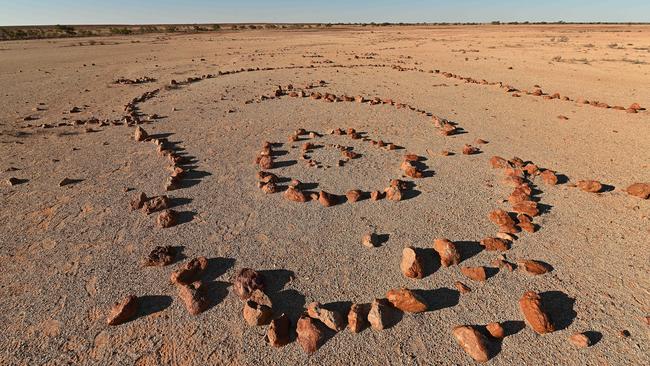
[0,0,647,26]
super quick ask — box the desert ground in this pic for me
[1,25,649,365]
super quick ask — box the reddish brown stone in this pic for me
[487,322,505,339]
[130,192,148,210]
[106,295,138,325]
[260,182,280,194]
[233,268,265,300]
[348,303,370,333]
[142,245,176,266]
[625,183,650,199]
[156,209,177,228]
[362,232,379,248]
[370,190,384,200]
[519,291,555,334]
[143,195,170,214]
[385,186,402,201]
[508,187,530,204]
[404,154,420,162]
[318,191,337,207]
[569,332,592,348]
[489,209,515,227]
[489,156,508,169]
[134,126,148,142]
[243,299,273,326]
[266,313,290,347]
[461,266,488,282]
[480,237,509,252]
[517,259,551,275]
[433,238,461,267]
[453,325,492,363]
[517,214,536,233]
[455,281,471,294]
[502,176,525,187]
[170,257,208,285]
[540,170,558,185]
[346,189,362,203]
[462,144,480,155]
[386,288,428,313]
[259,155,273,169]
[403,166,424,178]
[367,298,396,330]
[400,246,424,279]
[512,200,539,217]
[297,314,324,354]
[577,180,603,193]
[177,281,209,315]
[284,186,308,202]
[307,302,345,331]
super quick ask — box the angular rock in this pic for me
[569,332,592,348]
[143,245,176,266]
[156,209,177,228]
[577,180,603,193]
[517,214,535,233]
[462,144,480,155]
[486,322,505,339]
[177,281,209,315]
[517,259,551,275]
[170,256,208,285]
[403,166,423,178]
[489,156,508,169]
[284,186,308,202]
[512,200,539,217]
[296,314,324,354]
[386,288,427,313]
[346,189,362,203]
[134,127,148,142]
[243,300,273,326]
[625,183,650,199]
[433,238,461,267]
[488,209,515,227]
[461,266,488,282]
[266,313,290,347]
[348,303,370,333]
[307,302,345,331]
[400,246,425,279]
[480,237,509,252]
[519,291,555,334]
[318,191,337,207]
[385,186,402,201]
[455,281,471,294]
[453,325,492,363]
[107,295,139,325]
[370,190,384,200]
[362,232,379,248]
[258,155,273,169]
[233,268,265,300]
[130,192,148,210]
[143,195,170,214]
[260,182,280,194]
[256,171,278,184]
[367,298,396,330]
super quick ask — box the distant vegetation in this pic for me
[1,21,648,41]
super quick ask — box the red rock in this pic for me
[307,302,345,331]
[400,246,424,279]
[295,128,307,135]
[367,298,395,330]
[455,281,471,294]
[342,150,359,159]
[504,167,525,178]
[502,176,525,187]
[576,180,603,193]
[625,183,650,199]
[404,154,420,162]
[288,134,298,142]
[517,214,535,233]
[540,170,558,185]
[489,209,515,227]
[332,128,344,135]
[143,245,176,266]
[489,156,508,169]
[509,157,525,167]
[519,291,555,334]
[284,186,308,202]
[243,299,273,326]
[403,166,423,178]
[385,186,402,201]
[177,281,209,315]
[258,155,273,169]
[156,209,177,228]
[386,288,428,313]
[391,179,408,190]
[142,195,170,214]
[296,314,324,354]
[370,190,384,200]
[266,313,290,347]
[512,200,539,217]
[492,258,515,272]
[487,322,505,338]
[170,257,208,285]
[387,143,396,150]
[453,325,492,363]
[433,238,461,267]
[346,189,362,203]
[569,332,592,348]
[475,138,488,144]
[462,144,480,155]
[233,268,265,300]
[260,182,280,194]
[508,187,530,204]
[480,237,509,252]
[348,303,370,333]
[461,266,488,282]
[130,192,148,210]
[362,232,378,248]
[517,259,551,275]
[301,142,314,151]
[134,126,148,141]
[318,191,337,207]
[106,295,138,325]
[629,103,642,111]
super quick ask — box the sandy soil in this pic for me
[1,25,649,365]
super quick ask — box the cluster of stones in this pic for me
[113,76,157,85]
[254,128,428,206]
[130,126,189,228]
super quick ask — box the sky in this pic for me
[0,0,648,26]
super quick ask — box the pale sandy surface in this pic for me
[1,25,649,365]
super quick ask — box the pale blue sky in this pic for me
[0,0,647,26]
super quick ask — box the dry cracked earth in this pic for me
[1,25,649,365]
